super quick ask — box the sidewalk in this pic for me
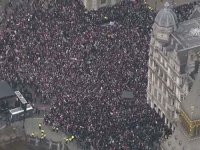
[13,118,81,150]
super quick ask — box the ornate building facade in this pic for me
[82,0,121,10]
[161,53,200,150]
[147,2,200,130]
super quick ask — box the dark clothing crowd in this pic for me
[0,0,198,149]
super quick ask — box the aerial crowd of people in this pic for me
[0,0,199,149]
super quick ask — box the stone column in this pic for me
[161,111,163,118]
[155,105,158,113]
[150,100,154,109]
[83,0,90,10]
[165,117,167,124]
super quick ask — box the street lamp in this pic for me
[155,1,157,11]
[22,103,27,129]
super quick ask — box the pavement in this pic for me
[0,82,81,150]
[13,118,81,150]
[146,0,198,10]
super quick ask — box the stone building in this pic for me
[160,58,200,150]
[147,2,200,130]
[82,0,122,10]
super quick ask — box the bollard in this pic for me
[61,141,65,150]
[49,139,52,149]
[35,137,39,146]
[57,142,60,150]
[26,134,30,142]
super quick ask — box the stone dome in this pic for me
[155,2,178,29]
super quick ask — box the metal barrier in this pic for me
[28,136,69,150]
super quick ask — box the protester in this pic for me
[0,0,198,149]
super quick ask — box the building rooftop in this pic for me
[9,104,33,115]
[189,4,200,20]
[180,65,200,121]
[173,18,200,49]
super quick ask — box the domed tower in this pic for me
[152,2,178,42]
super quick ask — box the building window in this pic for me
[149,83,152,93]
[157,79,159,86]
[163,99,166,107]
[154,77,157,85]
[168,67,171,75]
[150,59,153,67]
[176,76,179,85]
[172,99,175,106]
[173,84,176,93]
[163,86,166,95]
[101,0,106,4]
[180,95,183,101]
[155,64,159,73]
[173,73,176,81]
[167,108,170,116]
[154,89,157,98]
[149,71,152,82]
[170,69,173,77]
[158,93,161,102]
[160,70,163,78]
[159,80,162,89]
[164,73,167,82]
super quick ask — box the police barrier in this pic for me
[28,136,70,150]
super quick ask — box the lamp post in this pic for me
[22,103,27,129]
[155,1,157,11]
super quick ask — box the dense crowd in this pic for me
[0,0,199,149]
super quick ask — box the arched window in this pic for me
[198,125,200,136]
[193,126,197,136]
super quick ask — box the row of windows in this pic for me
[148,62,183,102]
[154,53,181,86]
[157,53,168,69]
[154,88,166,107]
[148,83,166,108]
[150,62,182,100]
[149,70,167,96]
